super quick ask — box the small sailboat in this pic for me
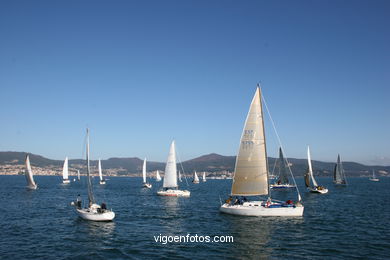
[202,172,206,182]
[73,129,115,221]
[270,148,295,189]
[220,86,303,216]
[178,171,182,182]
[98,159,106,185]
[304,146,328,194]
[142,158,152,188]
[334,154,347,185]
[156,170,162,182]
[62,157,71,184]
[25,155,38,189]
[193,171,200,184]
[77,170,80,181]
[369,170,379,182]
[157,141,190,197]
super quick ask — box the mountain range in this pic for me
[0,151,389,176]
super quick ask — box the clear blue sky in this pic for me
[0,0,389,165]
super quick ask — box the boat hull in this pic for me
[63,179,70,184]
[143,183,152,189]
[219,201,304,217]
[27,184,38,190]
[157,189,190,197]
[100,180,106,185]
[369,178,379,182]
[308,187,328,194]
[270,184,296,189]
[76,208,115,221]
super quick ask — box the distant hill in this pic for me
[1,151,389,176]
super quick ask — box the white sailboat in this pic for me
[73,129,115,221]
[369,170,379,182]
[157,141,190,197]
[25,155,38,189]
[156,170,162,182]
[193,171,200,184]
[98,159,106,185]
[220,86,304,216]
[334,154,347,185]
[202,172,206,182]
[270,148,295,189]
[142,158,152,188]
[178,170,182,182]
[62,157,71,184]
[304,146,328,194]
[77,170,80,181]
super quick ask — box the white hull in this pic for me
[100,180,106,185]
[27,184,38,190]
[157,189,190,197]
[369,178,379,182]
[270,184,296,189]
[143,183,152,189]
[308,187,328,194]
[76,204,115,221]
[63,179,71,184]
[192,180,199,184]
[220,201,304,217]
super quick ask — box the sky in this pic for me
[0,0,389,165]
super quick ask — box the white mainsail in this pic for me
[156,170,161,181]
[25,155,37,188]
[178,171,182,182]
[63,157,69,181]
[98,159,103,181]
[77,170,80,181]
[142,158,147,183]
[231,87,268,196]
[307,146,318,187]
[203,172,206,182]
[163,141,178,188]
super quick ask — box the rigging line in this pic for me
[175,145,190,187]
[262,93,302,202]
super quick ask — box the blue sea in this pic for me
[0,175,389,259]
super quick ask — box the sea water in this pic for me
[0,176,389,259]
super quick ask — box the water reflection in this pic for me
[75,218,116,238]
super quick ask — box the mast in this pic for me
[86,128,95,207]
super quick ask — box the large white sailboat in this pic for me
[156,170,162,182]
[157,141,190,197]
[25,155,38,190]
[304,146,328,194]
[220,86,304,217]
[193,171,200,184]
[73,129,115,221]
[62,157,70,184]
[142,158,152,188]
[98,159,106,185]
[334,154,347,185]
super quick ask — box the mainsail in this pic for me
[231,87,268,196]
[276,148,289,185]
[86,129,95,207]
[62,157,69,181]
[25,155,37,188]
[334,154,347,185]
[77,170,80,181]
[194,171,199,182]
[156,170,161,181]
[142,158,147,183]
[307,146,318,187]
[163,141,178,188]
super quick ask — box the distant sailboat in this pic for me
[304,146,328,194]
[270,148,295,189]
[142,158,152,188]
[202,172,206,182]
[156,170,162,182]
[73,128,115,221]
[178,171,182,182]
[193,171,200,184]
[98,159,106,185]
[25,155,38,189]
[369,170,379,182]
[334,154,347,185]
[157,141,190,197]
[220,86,303,216]
[62,157,70,184]
[77,170,80,181]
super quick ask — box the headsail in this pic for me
[62,157,69,181]
[142,158,147,183]
[86,129,95,207]
[231,87,268,196]
[25,155,37,188]
[163,141,178,188]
